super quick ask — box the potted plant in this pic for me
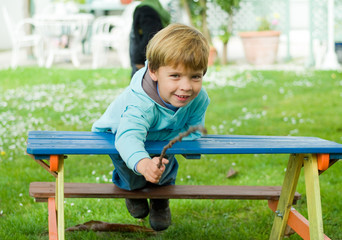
[120,0,133,4]
[239,13,281,65]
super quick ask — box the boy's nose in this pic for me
[180,78,192,91]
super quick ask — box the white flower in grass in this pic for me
[244,113,252,120]
[92,170,96,175]
[71,203,74,206]
[279,87,285,94]
[19,203,23,207]
[289,129,299,135]
[232,162,236,166]
[102,175,108,182]
[0,210,3,215]
[232,118,243,126]
[187,175,191,179]
[19,193,23,197]
[87,210,91,213]
[262,95,268,101]
[211,125,218,134]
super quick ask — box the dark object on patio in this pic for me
[335,42,342,64]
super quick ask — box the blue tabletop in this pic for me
[26,131,342,160]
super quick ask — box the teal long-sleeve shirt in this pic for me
[92,65,210,173]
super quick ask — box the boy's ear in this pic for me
[148,66,158,82]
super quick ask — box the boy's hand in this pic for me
[136,157,169,183]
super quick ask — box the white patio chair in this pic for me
[91,2,138,69]
[2,7,44,68]
[40,15,92,68]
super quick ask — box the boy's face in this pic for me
[149,64,203,108]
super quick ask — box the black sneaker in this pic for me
[149,199,171,231]
[125,198,149,219]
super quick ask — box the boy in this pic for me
[92,23,210,231]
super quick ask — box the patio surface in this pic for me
[0,48,313,71]
[0,48,122,70]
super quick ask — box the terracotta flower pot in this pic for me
[208,46,217,66]
[120,0,132,4]
[239,31,280,65]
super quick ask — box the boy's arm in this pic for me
[115,105,170,182]
[114,105,154,173]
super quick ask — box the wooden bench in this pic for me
[30,182,301,202]
[27,131,342,240]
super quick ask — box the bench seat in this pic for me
[30,182,301,203]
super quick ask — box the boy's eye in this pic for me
[192,75,202,80]
[170,74,180,78]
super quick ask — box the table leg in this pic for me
[303,154,324,240]
[269,154,303,240]
[48,198,58,240]
[56,156,65,240]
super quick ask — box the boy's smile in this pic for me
[149,64,203,108]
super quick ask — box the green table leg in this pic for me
[304,154,324,240]
[269,154,304,239]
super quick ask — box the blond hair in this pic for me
[146,23,210,73]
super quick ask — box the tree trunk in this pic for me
[199,0,211,44]
[181,0,194,28]
[221,16,234,64]
[221,43,228,65]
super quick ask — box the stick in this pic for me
[157,125,207,168]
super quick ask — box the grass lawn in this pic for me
[0,66,341,240]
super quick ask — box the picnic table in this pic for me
[27,131,342,240]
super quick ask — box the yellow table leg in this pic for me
[57,156,65,240]
[303,154,324,240]
[269,154,304,240]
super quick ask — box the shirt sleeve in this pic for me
[114,104,155,173]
